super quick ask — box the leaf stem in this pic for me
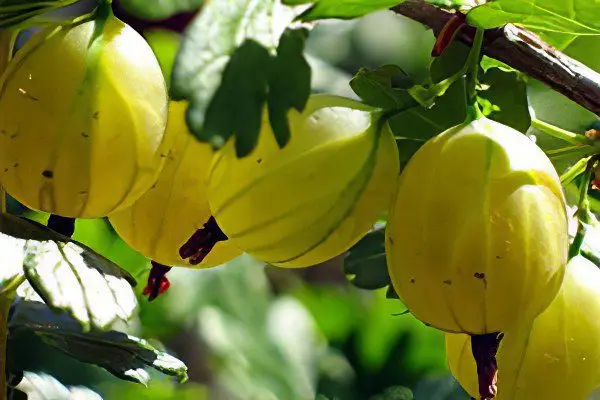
[531,119,588,145]
[464,28,485,122]
[0,292,14,400]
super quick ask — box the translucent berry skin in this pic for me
[386,117,568,334]
[0,13,170,218]
[109,102,241,268]
[446,256,600,400]
[207,94,400,268]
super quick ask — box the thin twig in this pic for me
[391,0,600,117]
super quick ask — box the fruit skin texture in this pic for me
[109,102,241,268]
[0,13,169,218]
[386,117,568,334]
[207,94,400,268]
[446,255,600,400]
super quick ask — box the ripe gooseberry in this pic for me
[109,102,242,300]
[446,255,600,400]
[386,117,569,398]
[196,94,400,268]
[0,9,170,218]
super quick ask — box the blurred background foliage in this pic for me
[8,2,482,399]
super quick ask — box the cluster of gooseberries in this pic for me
[0,5,597,400]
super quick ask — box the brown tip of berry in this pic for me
[471,332,504,399]
[179,216,228,265]
[144,261,172,301]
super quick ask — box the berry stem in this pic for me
[471,332,503,400]
[531,118,588,145]
[464,28,485,123]
[569,156,598,260]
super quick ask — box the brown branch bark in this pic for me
[391,0,600,117]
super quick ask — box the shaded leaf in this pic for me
[1,214,137,331]
[370,386,413,400]
[119,0,202,20]
[201,39,271,154]
[171,0,309,157]
[344,227,390,290]
[350,65,417,111]
[390,80,466,168]
[288,0,405,21]
[268,28,312,148]
[412,375,470,400]
[10,299,188,385]
[15,371,102,400]
[479,68,530,133]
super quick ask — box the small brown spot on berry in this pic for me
[388,237,395,245]
[10,133,17,139]
[42,170,53,178]
[410,278,415,284]
[474,272,485,279]
[257,158,262,164]
[3,168,7,173]
[92,111,100,119]
[13,163,18,168]
[81,132,89,138]
[443,279,452,285]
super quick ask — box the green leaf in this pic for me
[481,56,514,73]
[14,371,102,400]
[467,1,600,38]
[2,214,138,331]
[350,65,418,111]
[119,0,202,20]
[171,0,309,157]
[290,0,405,21]
[479,68,530,133]
[10,299,189,385]
[344,227,390,290]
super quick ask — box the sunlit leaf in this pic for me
[467,0,600,42]
[119,0,202,20]
[15,371,102,400]
[287,0,405,21]
[1,214,137,331]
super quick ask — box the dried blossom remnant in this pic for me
[471,332,504,400]
[432,12,466,57]
[179,216,228,265]
[143,261,172,301]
